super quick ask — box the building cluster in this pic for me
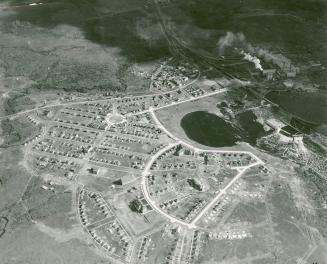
[54,108,106,130]
[101,132,162,155]
[202,196,231,224]
[65,101,113,116]
[24,133,42,146]
[151,60,199,92]
[184,85,205,97]
[90,155,121,167]
[41,180,56,192]
[104,133,144,145]
[108,121,162,141]
[238,189,265,200]
[18,68,275,264]
[294,151,327,177]
[34,155,78,179]
[164,234,185,264]
[100,141,131,151]
[78,189,134,262]
[161,228,204,264]
[116,97,150,115]
[53,116,106,131]
[258,165,270,175]
[182,199,207,223]
[159,198,179,210]
[102,81,223,118]
[48,125,98,144]
[91,220,134,262]
[33,138,91,159]
[79,189,114,225]
[203,167,235,190]
[151,146,196,170]
[153,160,197,171]
[27,114,41,125]
[188,230,203,263]
[137,237,152,261]
[143,144,262,228]
[256,51,300,80]
[93,147,147,163]
[228,180,265,201]
[149,185,173,197]
[90,147,146,170]
[204,152,256,168]
[259,134,327,177]
[208,229,252,240]
[148,143,167,155]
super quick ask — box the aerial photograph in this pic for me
[0,0,326,263]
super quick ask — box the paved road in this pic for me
[8,62,263,229]
[142,109,264,228]
[140,142,195,228]
[141,140,263,229]
[152,88,227,113]
[0,64,200,122]
[149,108,264,164]
[189,161,262,226]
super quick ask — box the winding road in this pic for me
[140,108,264,229]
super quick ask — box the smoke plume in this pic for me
[217,32,245,55]
[241,51,263,72]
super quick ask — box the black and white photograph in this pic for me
[0,0,326,263]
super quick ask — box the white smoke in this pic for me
[217,32,245,55]
[241,51,263,72]
[216,32,293,73]
[246,45,292,70]
[257,48,292,70]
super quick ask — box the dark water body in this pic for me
[181,111,267,147]
[181,111,238,147]
[235,110,267,145]
[265,91,327,124]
